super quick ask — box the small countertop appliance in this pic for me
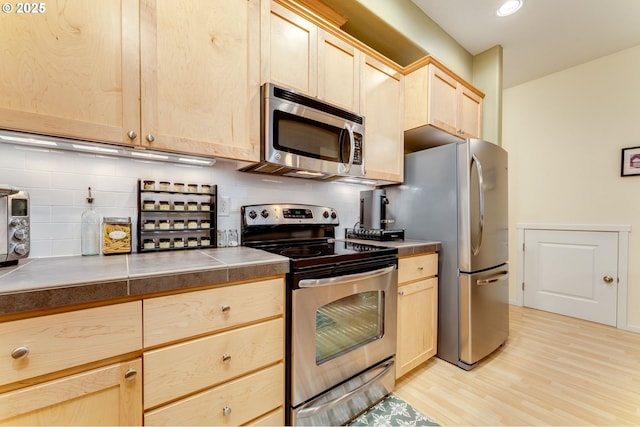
[346,189,404,241]
[1,184,30,267]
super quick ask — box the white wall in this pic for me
[0,143,367,258]
[503,44,640,328]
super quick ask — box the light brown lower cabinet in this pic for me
[144,362,284,426]
[396,253,439,378]
[0,358,142,426]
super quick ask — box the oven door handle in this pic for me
[298,265,395,288]
[296,359,395,419]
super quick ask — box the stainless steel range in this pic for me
[241,204,398,426]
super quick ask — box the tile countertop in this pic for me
[0,240,439,317]
[0,247,289,316]
[339,238,441,257]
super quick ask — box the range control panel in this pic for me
[241,204,339,227]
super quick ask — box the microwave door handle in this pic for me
[343,123,355,173]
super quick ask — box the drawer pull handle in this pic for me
[417,266,424,270]
[124,368,138,381]
[11,346,29,360]
[221,304,231,313]
[222,353,231,363]
[223,406,232,416]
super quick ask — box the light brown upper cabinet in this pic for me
[361,56,404,183]
[263,1,360,113]
[0,0,261,162]
[404,58,484,150]
[139,0,261,161]
[0,1,140,145]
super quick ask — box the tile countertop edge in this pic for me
[0,248,290,316]
[338,239,441,257]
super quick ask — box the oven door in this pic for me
[291,262,397,408]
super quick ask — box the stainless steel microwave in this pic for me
[239,83,365,180]
[0,185,30,267]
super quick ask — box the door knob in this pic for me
[603,276,614,284]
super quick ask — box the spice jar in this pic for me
[173,237,185,248]
[143,220,156,230]
[143,239,156,249]
[159,181,171,191]
[102,217,132,255]
[158,219,170,230]
[201,184,211,193]
[200,220,211,229]
[174,182,185,192]
[173,201,185,211]
[201,237,211,246]
[187,219,199,229]
[187,201,198,211]
[158,201,171,211]
[143,180,155,190]
[173,220,185,230]
[187,237,199,247]
[143,200,156,210]
[187,184,198,193]
[159,238,171,249]
[200,202,211,211]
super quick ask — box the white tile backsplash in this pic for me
[0,142,371,257]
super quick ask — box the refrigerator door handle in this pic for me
[476,271,509,285]
[471,154,485,256]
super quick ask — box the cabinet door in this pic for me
[0,0,140,145]
[262,2,317,95]
[362,56,404,183]
[318,30,360,113]
[458,85,483,139]
[427,64,458,136]
[0,358,142,426]
[396,277,438,378]
[140,0,260,161]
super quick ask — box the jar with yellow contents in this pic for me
[102,217,132,255]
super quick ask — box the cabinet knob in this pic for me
[124,368,138,381]
[146,134,155,143]
[398,290,405,296]
[222,406,232,416]
[11,346,29,360]
[222,353,231,363]
[127,130,137,140]
[417,266,424,270]
[603,276,614,284]
[221,304,231,313]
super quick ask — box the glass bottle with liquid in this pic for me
[81,187,100,256]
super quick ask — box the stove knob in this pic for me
[14,244,28,256]
[248,210,257,220]
[261,209,269,219]
[322,210,329,219]
[13,229,28,241]
[330,211,337,219]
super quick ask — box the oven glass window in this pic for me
[315,290,384,364]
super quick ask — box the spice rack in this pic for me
[136,180,217,252]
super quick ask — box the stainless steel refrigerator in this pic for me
[385,138,509,370]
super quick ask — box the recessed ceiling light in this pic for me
[497,0,523,16]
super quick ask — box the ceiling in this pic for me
[411,0,640,88]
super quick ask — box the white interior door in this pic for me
[523,229,618,326]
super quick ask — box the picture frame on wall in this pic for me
[621,146,640,177]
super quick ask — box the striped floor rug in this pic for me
[348,394,440,426]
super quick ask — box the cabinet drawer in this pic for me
[144,278,284,347]
[398,253,438,283]
[0,301,142,387]
[144,318,284,409]
[144,362,284,426]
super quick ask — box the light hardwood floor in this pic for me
[395,305,640,426]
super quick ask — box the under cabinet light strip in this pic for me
[0,130,215,167]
